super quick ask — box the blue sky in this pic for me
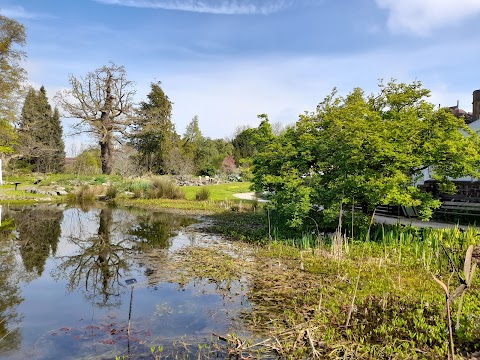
[2,0,480,154]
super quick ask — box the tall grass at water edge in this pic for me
[271,223,479,274]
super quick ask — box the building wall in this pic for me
[473,90,480,121]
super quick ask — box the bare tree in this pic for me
[55,62,135,174]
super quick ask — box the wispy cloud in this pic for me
[376,0,480,35]
[0,5,51,20]
[94,0,291,15]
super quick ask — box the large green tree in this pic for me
[0,14,26,158]
[19,86,65,172]
[130,82,177,173]
[232,115,275,164]
[180,116,234,175]
[253,80,480,229]
[55,63,135,174]
[0,14,26,122]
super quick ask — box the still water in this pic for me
[0,205,251,359]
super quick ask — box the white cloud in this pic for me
[0,5,51,19]
[375,0,480,35]
[94,0,291,15]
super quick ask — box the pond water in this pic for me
[0,205,252,359]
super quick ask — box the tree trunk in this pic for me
[100,138,113,175]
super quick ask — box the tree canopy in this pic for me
[55,62,135,174]
[252,80,480,229]
[0,14,26,156]
[0,14,26,123]
[19,86,65,172]
[130,82,177,174]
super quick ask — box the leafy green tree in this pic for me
[19,86,65,172]
[182,115,203,158]
[253,80,480,229]
[0,14,26,123]
[0,118,16,156]
[55,63,135,174]
[73,148,102,175]
[232,126,257,163]
[130,82,177,173]
[232,115,274,163]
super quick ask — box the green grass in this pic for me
[181,182,252,201]
[198,213,480,359]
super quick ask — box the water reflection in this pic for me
[15,207,63,276]
[0,210,23,353]
[54,208,132,307]
[0,206,250,359]
[0,206,64,353]
[53,208,196,308]
[128,212,195,251]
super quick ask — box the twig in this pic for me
[306,328,321,358]
[346,274,360,327]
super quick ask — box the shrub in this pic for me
[131,188,143,199]
[105,186,118,200]
[68,185,101,205]
[195,187,210,201]
[198,166,216,177]
[147,176,185,200]
[125,179,150,193]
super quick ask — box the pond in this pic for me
[0,205,254,359]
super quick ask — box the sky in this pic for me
[2,0,480,155]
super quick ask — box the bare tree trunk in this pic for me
[99,74,114,175]
[100,139,113,175]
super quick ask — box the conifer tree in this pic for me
[130,82,177,173]
[19,86,65,172]
[50,107,65,172]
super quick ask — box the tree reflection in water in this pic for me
[54,208,133,308]
[15,207,63,276]
[0,211,23,354]
[54,208,196,308]
[128,212,195,251]
[0,206,63,354]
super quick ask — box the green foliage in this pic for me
[232,126,257,162]
[130,82,177,174]
[72,148,102,175]
[206,214,480,358]
[19,86,65,173]
[231,115,275,166]
[0,14,26,123]
[198,165,216,177]
[252,80,480,230]
[180,116,234,175]
[105,186,118,200]
[0,118,16,155]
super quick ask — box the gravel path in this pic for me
[232,192,269,202]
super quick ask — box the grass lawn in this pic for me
[181,181,253,201]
